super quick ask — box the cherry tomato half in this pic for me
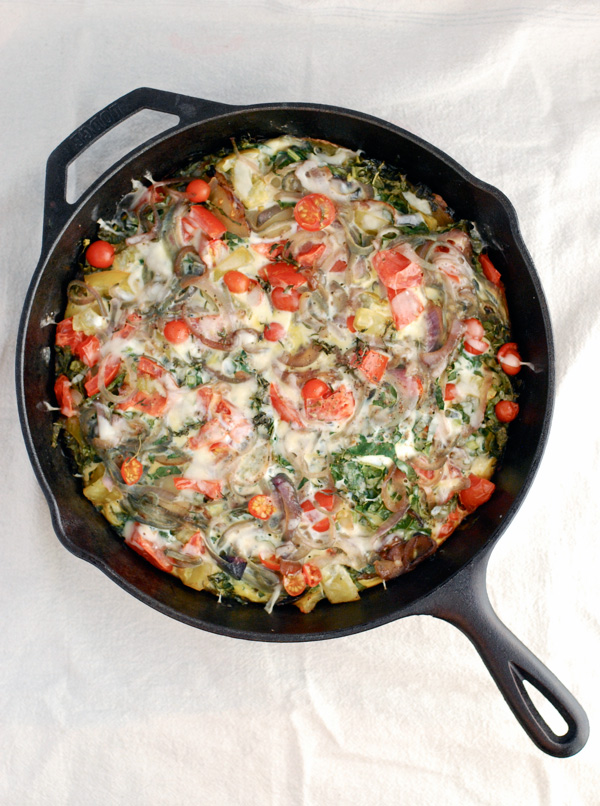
[495,400,519,422]
[224,270,251,293]
[497,342,522,375]
[283,571,307,597]
[121,457,143,486]
[302,378,330,400]
[86,240,115,269]
[185,178,211,203]
[294,193,336,231]
[248,494,276,520]
[302,563,322,587]
[264,322,286,342]
[271,287,300,312]
[164,319,191,344]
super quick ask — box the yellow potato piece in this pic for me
[321,564,360,604]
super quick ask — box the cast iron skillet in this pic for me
[17,88,589,757]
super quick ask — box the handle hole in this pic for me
[523,679,569,738]
[66,109,180,204]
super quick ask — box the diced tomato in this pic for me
[125,524,173,573]
[259,554,281,572]
[84,355,121,397]
[115,312,142,340]
[459,474,495,512]
[280,559,302,576]
[301,500,330,532]
[296,243,326,268]
[495,400,519,422]
[302,563,322,587]
[438,508,465,540]
[75,335,101,367]
[357,349,389,384]
[390,289,424,329]
[251,241,286,260]
[497,342,522,375]
[305,385,355,421]
[330,259,347,273]
[283,571,307,597]
[54,374,77,417]
[248,494,276,520]
[137,356,164,378]
[373,248,423,291]
[182,531,206,556]
[173,477,223,499]
[264,322,286,342]
[294,194,336,231]
[55,317,85,350]
[271,287,301,312]
[480,254,502,285]
[118,390,168,417]
[301,378,330,400]
[444,383,457,402]
[266,263,306,288]
[182,204,227,241]
[270,383,303,427]
[121,456,143,486]
[314,490,336,511]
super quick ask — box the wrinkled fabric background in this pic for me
[1,1,599,803]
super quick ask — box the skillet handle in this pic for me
[42,87,235,250]
[421,552,589,757]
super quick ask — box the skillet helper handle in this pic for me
[42,87,235,250]
[422,553,589,757]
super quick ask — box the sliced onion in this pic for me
[67,280,108,318]
[381,467,408,513]
[272,473,303,540]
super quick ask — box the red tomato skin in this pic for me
[296,243,326,267]
[137,357,164,377]
[125,525,173,573]
[55,317,85,350]
[480,254,501,285]
[495,400,519,422]
[271,287,301,312]
[314,490,335,511]
[183,205,227,240]
[260,554,281,572]
[264,322,286,342]
[54,374,77,417]
[294,194,336,231]
[118,391,168,417]
[373,249,422,291]
[84,356,121,397]
[76,335,101,367]
[164,320,190,344]
[185,179,210,203]
[270,383,303,427]
[86,240,115,269]
[497,342,522,375]
[346,315,356,333]
[444,383,457,401]
[358,350,389,384]
[173,477,223,499]
[305,386,355,421]
[330,259,347,273]
[223,270,251,293]
[459,475,496,511]
[302,378,330,400]
[266,263,306,288]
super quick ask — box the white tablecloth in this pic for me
[2,1,599,803]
